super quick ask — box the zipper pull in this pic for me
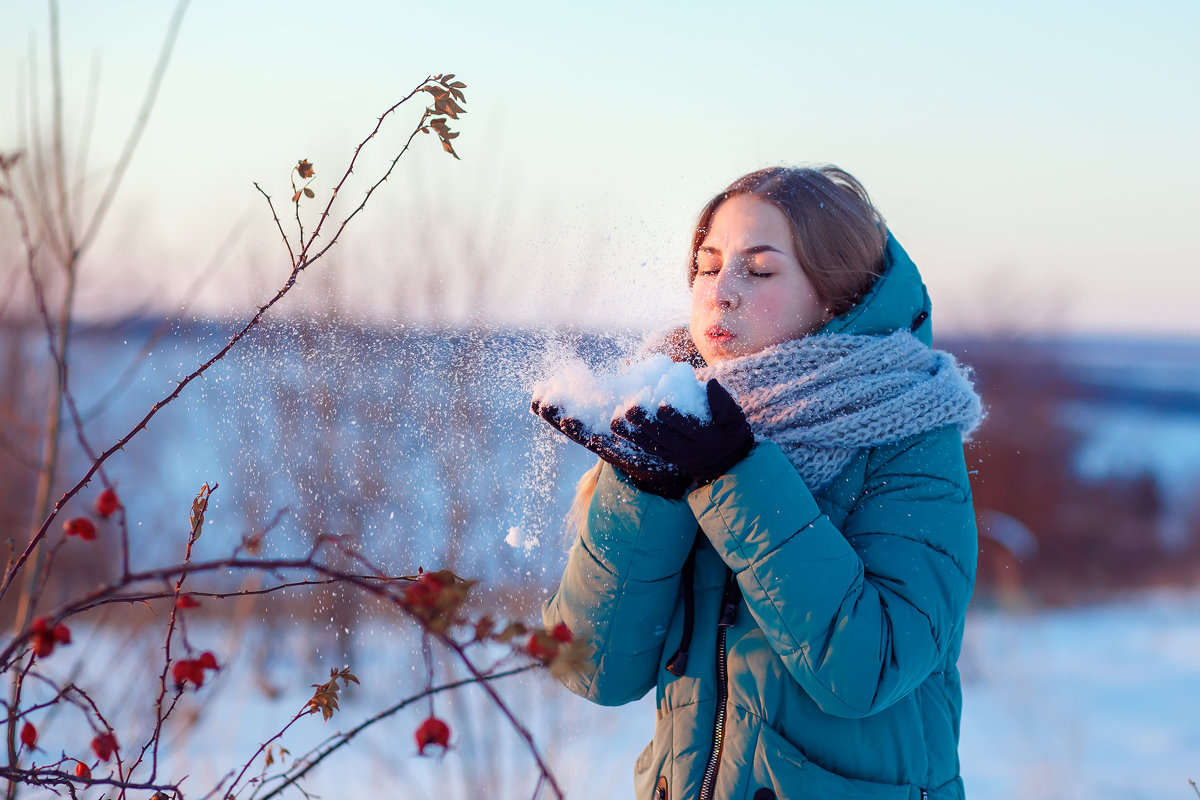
[718,571,740,627]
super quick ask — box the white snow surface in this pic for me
[81,589,1199,800]
[531,354,709,434]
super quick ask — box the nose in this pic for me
[714,263,740,310]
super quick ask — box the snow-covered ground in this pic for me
[40,590,1193,800]
[958,590,1200,800]
[13,323,1200,797]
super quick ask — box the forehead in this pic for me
[701,194,792,247]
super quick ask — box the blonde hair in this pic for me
[567,461,604,540]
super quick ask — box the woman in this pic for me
[532,166,982,800]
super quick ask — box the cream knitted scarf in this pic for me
[695,330,983,493]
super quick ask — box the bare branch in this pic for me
[78,0,191,251]
[253,666,534,800]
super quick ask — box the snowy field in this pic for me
[958,590,1200,800]
[370,589,1200,800]
[34,589,1191,800]
[12,323,1200,797]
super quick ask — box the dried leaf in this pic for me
[296,159,315,179]
[303,187,315,198]
[292,190,302,203]
[549,639,592,681]
[472,615,496,642]
[305,666,359,722]
[495,622,528,644]
[190,483,212,541]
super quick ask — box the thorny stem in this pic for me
[77,0,191,252]
[2,77,446,606]
[254,182,295,269]
[422,631,435,716]
[299,76,433,264]
[3,162,126,618]
[218,706,312,800]
[441,634,565,800]
[0,553,411,668]
[140,496,210,785]
[0,766,179,796]
[252,666,535,800]
[5,656,33,800]
[0,74,495,800]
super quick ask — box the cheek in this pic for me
[746,294,791,328]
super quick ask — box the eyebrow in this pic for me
[696,244,784,256]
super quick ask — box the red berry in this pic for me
[171,659,207,689]
[31,633,54,658]
[74,761,90,779]
[19,721,36,749]
[187,661,206,688]
[414,715,450,755]
[94,488,120,519]
[528,633,559,662]
[63,517,96,541]
[198,651,219,671]
[175,594,200,610]
[91,732,118,762]
[29,618,66,658]
[171,660,190,687]
[550,622,573,643]
[404,572,450,613]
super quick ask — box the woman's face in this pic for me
[689,194,829,364]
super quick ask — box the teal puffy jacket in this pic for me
[543,236,977,800]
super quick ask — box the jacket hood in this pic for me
[818,233,933,346]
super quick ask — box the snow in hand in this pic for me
[533,354,709,434]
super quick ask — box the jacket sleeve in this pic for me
[688,427,977,719]
[541,462,697,706]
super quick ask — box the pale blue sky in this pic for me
[3,0,1198,333]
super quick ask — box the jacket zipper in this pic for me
[698,569,739,800]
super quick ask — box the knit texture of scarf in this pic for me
[696,330,983,493]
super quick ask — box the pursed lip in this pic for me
[705,324,734,341]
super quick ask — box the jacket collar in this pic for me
[818,234,933,346]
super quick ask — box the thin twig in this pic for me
[78,0,191,251]
[0,766,180,795]
[253,666,534,800]
[220,707,312,800]
[254,183,295,269]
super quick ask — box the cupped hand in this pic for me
[530,397,691,498]
[611,379,754,485]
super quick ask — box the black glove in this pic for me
[530,398,692,499]
[611,379,754,485]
